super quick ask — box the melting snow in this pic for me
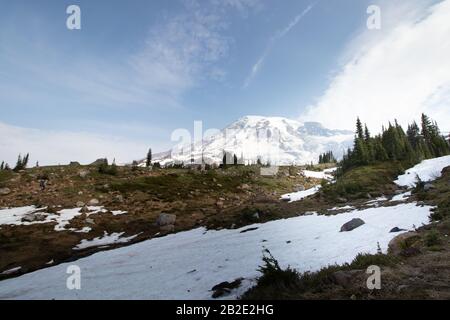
[395,155,450,187]
[74,232,139,250]
[390,191,412,202]
[0,202,432,300]
[280,186,321,203]
[0,206,107,232]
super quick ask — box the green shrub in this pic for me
[424,230,441,247]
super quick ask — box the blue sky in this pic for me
[1,0,449,165]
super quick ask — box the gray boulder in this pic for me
[340,218,365,232]
[156,213,177,226]
[0,188,11,196]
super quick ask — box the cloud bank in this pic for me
[0,122,149,166]
[303,0,450,133]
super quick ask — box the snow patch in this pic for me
[74,232,139,250]
[0,202,432,300]
[395,155,450,187]
[281,186,321,202]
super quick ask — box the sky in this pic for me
[0,0,449,165]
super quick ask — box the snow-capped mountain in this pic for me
[150,116,354,166]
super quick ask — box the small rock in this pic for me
[390,227,406,233]
[0,188,11,196]
[252,212,260,220]
[79,206,90,213]
[78,170,89,178]
[76,201,85,207]
[85,218,95,224]
[156,213,177,226]
[88,198,100,206]
[423,183,435,191]
[114,194,124,203]
[340,218,365,232]
[294,184,305,192]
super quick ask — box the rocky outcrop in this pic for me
[388,232,420,256]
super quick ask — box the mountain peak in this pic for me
[152,115,354,166]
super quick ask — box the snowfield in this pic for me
[0,203,432,300]
[280,186,321,202]
[395,155,450,187]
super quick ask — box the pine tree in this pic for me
[146,148,152,167]
[0,161,4,170]
[364,124,371,142]
[356,118,364,140]
[233,154,238,165]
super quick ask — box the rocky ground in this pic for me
[0,163,336,279]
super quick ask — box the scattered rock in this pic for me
[294,184,305,192]
[79,206,90,214]
[85,218,95,225]
[21,213,46,223]
[0,188,11,196]
[252,212,260,220]
[424,183,436,191]
[114,194,124,203]
[390,227,406,233]
[76,201,85,207]
[211,278,242,298]
[340,218,365,232]
[88,198,100,206]
[156,213,177,226]
[78,170,89,178]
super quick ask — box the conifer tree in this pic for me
[146,148,152,167]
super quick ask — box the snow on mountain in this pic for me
[150,116,354,166]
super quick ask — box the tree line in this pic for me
[0,153,30,172]
[340,113,449,173]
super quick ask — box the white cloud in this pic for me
[0,122,151,166]
[303,0,450,133]
[244,3,314,88]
